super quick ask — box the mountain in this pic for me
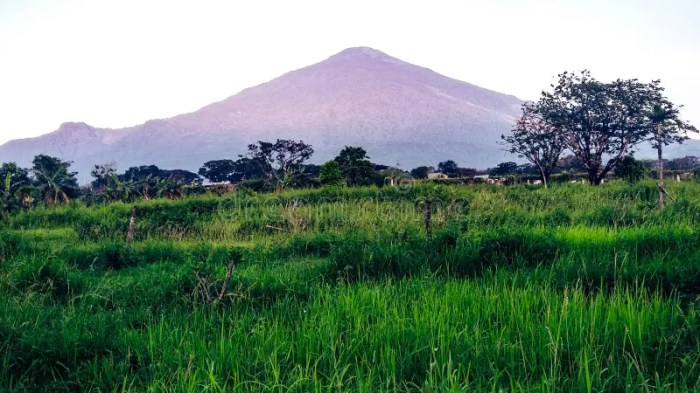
[0,47,527,181]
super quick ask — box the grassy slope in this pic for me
[1,181,700,391]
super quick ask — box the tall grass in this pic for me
[2,180,700,391]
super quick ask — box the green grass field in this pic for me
[2,181,700,392]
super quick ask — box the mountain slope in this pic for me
[0,47,525,180]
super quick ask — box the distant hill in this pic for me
[2,46,696,182]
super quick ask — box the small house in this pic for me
[427,172,449,180]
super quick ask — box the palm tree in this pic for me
[89,174,141,203]
[647,103,697,210]
[649,104,672,210]
[31,155,79,206]
[110,176,141,202]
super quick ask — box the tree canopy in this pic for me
[31,155,79,205]
[489,162,519,177]
[410,166,432,179]
[437,160,459,177]
[334,146,380,186]
[245,139,314,189]
[502,101,565,187]
[320,160,344,186]
[504,70,697,185]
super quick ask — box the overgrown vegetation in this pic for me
[2,181,700,391]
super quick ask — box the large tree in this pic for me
[90,162,118,190]
[502,102,565,188]
[437,160,459,178]
[245,139,314,189]
[334,146,379,186]
[123,165,164,181]
[539,71,674,185]
[410,166,433,180]
[489,161,520,177]
[199,158,265,183]
[31,155,80,205]
[615,154,646,183]
[319,160,344,186]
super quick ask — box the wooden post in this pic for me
[657,130,665,211]
[425,198,433,239]
[126,206,137,244]
[216,260,236,301]
[658,183,676,203]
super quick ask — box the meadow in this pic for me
[2,181,700,392]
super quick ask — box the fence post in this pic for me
[126,206,137,244]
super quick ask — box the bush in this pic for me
[616,155,647,183]
[9,258,82,301]
[238,179,275,193]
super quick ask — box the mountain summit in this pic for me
[0,47,524,178]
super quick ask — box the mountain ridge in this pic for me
[1,47,528,180]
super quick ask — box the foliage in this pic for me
[489,161,519,177]
[198,158,265,184]
[437,160,459,177]
[90,162,118,189]
[319,160,344,186]
[244,140,314,190]
[198,159,236,183]
[380,167,410,186]
[502,101,566,187]
[237,178,275,193]
[537,71,696,185]
[31,154,80,205]
[86,164,200,203]
[285,170,320,189]
[409,166,432,179]
[615,155,647,183]
[554,154,586,173]
[334,146,380,186]
[667,156,700,171]
[436,160,477,178]
[122,165,200,184]
[646,97,698,149]
[0,162,35,214]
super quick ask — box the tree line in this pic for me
[2,70,697,215]
[0,144,413,216]
[5,144,700,218]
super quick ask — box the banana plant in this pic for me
[32,155,78,206]
[1,172,11,214]
[0,171,34,215]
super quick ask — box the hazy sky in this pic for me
[0,0,698,146]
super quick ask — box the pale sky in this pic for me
[0,0,698,146]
